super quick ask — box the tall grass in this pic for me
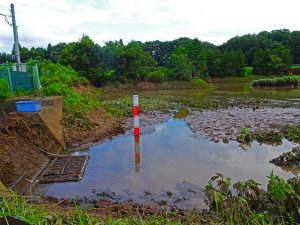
[251,76,300,87]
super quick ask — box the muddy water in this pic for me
[38,118,296,209]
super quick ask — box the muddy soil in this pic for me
[0,113,61,192]
[186,106,300,142]
[64,109,126,148]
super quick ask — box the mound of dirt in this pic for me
[64,109,126,147]
[0,113,60,192]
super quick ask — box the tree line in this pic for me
[1,29,299,85]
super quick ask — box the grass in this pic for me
[251,76,300,87]
[0,195,202,225]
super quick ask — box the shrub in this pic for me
[0,77,11,99]
[27,59,88,87]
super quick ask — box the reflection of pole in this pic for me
[134,135,141,173]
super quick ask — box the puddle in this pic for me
[37,117,297,209]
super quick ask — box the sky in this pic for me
[0,0,299,52]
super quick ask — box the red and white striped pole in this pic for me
[133,95,140,136]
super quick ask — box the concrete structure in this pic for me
[23,96,65,147]
[0,96,65,147]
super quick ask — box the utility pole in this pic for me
[10,3,21,71]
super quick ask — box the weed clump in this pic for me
[204,172,300,224]
[285,126,300,143]
[255,130,283,144]
[237,128,254,143]
[237,128,285,145]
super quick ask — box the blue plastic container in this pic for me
[15,100,42,112]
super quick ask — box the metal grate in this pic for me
[39,155,89,183]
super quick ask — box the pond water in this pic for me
[37,78,300,209]
[38,117,296,209]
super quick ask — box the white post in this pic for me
[133,95,139,136]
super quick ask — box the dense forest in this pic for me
[1,29,300,85]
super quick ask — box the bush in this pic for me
[0,77,11,99]
[27,60,88,87]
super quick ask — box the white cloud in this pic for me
[0,0,299,52]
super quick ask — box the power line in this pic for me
[0,13,12,26]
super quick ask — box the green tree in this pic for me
[291,31,300,64]
[117,41,156,82]
[253,48,269,74]
[168,46,192,81]
[186,38,207,77]
[58,34,101,79]
[219,50,246,76]
[268,44,292,74]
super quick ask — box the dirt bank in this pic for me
[186,106,300,142]
[0,113,61,192]
[64,109,126,147]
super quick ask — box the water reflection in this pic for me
[134,135,141,173]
